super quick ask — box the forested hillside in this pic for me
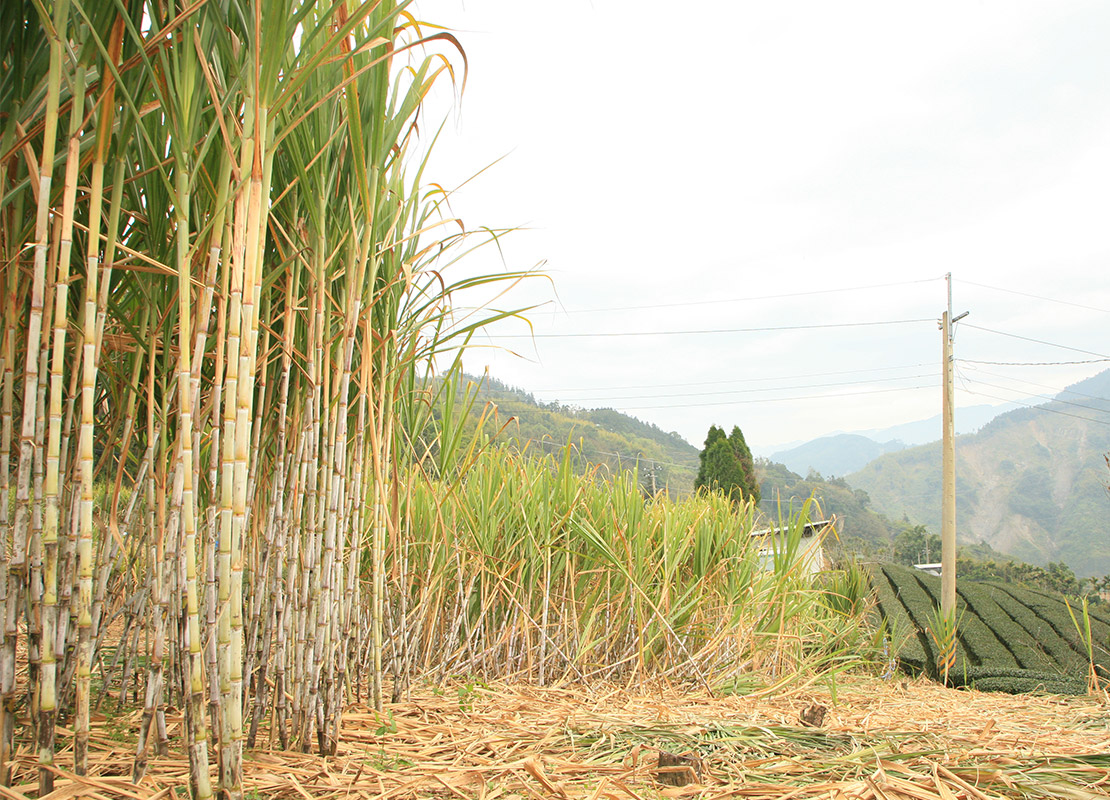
[464,376,938,556]
[849,369,1110,577]
[459,375,702,494]
[756,459,904,558]
[457,373,1109,586]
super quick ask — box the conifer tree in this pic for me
[697,425,726,474]
[695,424,760,503]
[728,425,761,504]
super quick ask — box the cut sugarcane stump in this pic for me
[799,702,827,727]
[656,750,702,786]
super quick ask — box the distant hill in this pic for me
[754,402,1017,466]
[756,459,903,559]
[460,376,906,545]
[770,434,907,478]
[855,402,1021,446]
[848,369,1110,577]
[462,375,702,495]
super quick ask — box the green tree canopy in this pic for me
[728,425,760,504]
[892,524,941,566]
[695,424,761,503]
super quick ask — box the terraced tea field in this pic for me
[870,564,1110,694]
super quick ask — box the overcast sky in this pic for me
[417,1,1110,450]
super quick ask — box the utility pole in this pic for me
[941,274,968,617]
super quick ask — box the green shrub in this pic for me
[954,666,1088,696]
[980,584,1080,672]
[909,571,1018,671]
[869,566,926,673]
[956,582,1053,671]
[880,565,949,675]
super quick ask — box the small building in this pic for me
[749,518,835,575]
[914,562,943,576]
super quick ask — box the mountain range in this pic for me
[463,368,1110,579]
[764,402,1022,478]
[848,369,1110,577]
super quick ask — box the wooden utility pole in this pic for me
[941,307,956,616]
[941,274,967,617]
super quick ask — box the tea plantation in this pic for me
[870,564,1110,694]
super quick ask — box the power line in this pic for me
[957,365,1110,404]
[956,375,1110,417]
[528,362,934,393]
[538,276,945,315]
[490,317,936,340]
[957,388,1110,428]
[553,372,939,404]
[958,358,1110,367]
[961,324,1110,359]
[619,384,935,411]
[958,278,1110,315]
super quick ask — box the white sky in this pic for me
[415,1,1110,450]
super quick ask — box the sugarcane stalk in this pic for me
[74,17,122,770]
[0,138,17,788]
[242,292,272,722]
[292,196,326,748]
[217,162,244,791]
[39,50,88,788]
[26,274,55,744]
[2,0,68,783]
[247,265,296,748]
[133,327,165,780]
[206,216,231,742]
[174,133,215,800]
[133,413,165,778]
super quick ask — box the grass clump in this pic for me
[392,446,882,690]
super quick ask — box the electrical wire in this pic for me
[551,372,940,405]
[527,362,935,394]
[957,377,1109,416]
[957,365,1110,404]
[619,384,935,411]
[960,324,1110,359]
[537,276,945,315]
[958,278,1110,315]
[958,358,1110,367]
[489,317,936,339]
[956,388,1110,428]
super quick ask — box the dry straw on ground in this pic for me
[7,676,1110,799]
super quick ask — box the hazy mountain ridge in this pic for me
[848,369,1110,577]
[758,402,1020,475]
[770,434,908,478]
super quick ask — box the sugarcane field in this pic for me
[3,1,1110,799]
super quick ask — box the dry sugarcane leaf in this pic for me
[522,756,569,799]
